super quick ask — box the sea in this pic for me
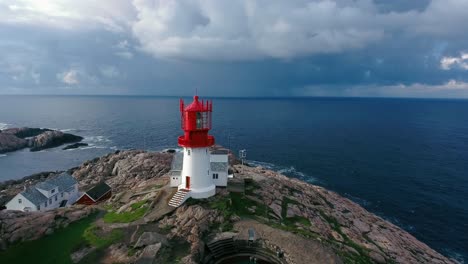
[0,95,467,262]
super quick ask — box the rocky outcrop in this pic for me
[234,165,456,264]
[0,150,457,264]
[0,127,83,153]
[159,205,223,259]
[29,130,83,151]
[71,150,172,191]
[0,206,96,250]
[63,143,89,150]
[0,133,27,153]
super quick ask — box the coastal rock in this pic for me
[63,143,89,150]
[71,150,172,191]
[140,243,162,260]
[29,130,83,151]
[0,206,96,247]
[2,127,50,138]
[234,164,456,264]
[0,150,458,264]
[0,127,83,153]
[159,205,221,259]
[134,232,167,248]
[0,133,27,153]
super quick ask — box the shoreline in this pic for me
[0,149,459,263]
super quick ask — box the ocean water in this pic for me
[0,95,467,262]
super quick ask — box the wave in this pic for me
[59,128,86,133]
[248,160,317,183]
[444,249,466,264]
[0,122,11,130]
[84,135,112,143]
[344,193,372,207]
[0,154,6,158]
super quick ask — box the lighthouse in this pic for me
[168,95,228,207]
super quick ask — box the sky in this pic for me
[0,0,468,98]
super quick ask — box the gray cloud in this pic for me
[0,0,467,98]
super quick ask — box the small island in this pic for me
[0,150,456,264]
[0,127,84,153]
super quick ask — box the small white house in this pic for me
[170,148,229,188]
[6,172,79,212]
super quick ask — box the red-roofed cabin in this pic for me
[76,182,112,205]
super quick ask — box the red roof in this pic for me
[183,96,212,112]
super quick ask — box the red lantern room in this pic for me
[178,95,215,148]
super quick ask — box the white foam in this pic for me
[0,154,7,158]
[84,136,112,143]
[0,123,11,130]
[248,160,316,183]
[446,250,465,264]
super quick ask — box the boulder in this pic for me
[134,232,167,248]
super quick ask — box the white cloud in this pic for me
[115,51,134,59]
[1,0,468,61]
[131,0,387,60]
[59,69,79,84]
[114,39,134,59]
[440,52,468,70]
[100,65,119,78]
[31,71,40,84]
[0,0,135,32]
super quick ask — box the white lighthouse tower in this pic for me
[168,95,217,206]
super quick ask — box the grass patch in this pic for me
[83,225,123,248]
[103,200,148,223]
[0,213,97,264]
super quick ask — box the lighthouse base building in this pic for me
[168,95,229,207]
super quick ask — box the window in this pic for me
[37,205,40,210]
[187,149,191,155]
[51,189,55,194]
[61,192,64,198]
[49,198,52,204]
[18,198,22,204]
[44,202,47,207]
[196,112,202,129]
[212,173,218,179]
[55,196,57,201]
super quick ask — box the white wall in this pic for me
[5,194,38,212]
[6,184,79,212]
[171,175,181,187]
[212,171,228,187]
[210,154,228,163]
[180,147,215,198]
[36,186,58,199]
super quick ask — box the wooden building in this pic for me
[75,182,111,205]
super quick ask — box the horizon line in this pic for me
[1,94,468,101]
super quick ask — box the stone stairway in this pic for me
[168,189,190,207]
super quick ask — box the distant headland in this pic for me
[0,127,85,153]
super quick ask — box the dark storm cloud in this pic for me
[0,0,467,98]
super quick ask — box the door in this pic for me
[186,176,190,189]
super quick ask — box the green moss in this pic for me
[127,247,137,257]
[83,225,123,248]
[0,213,97,264]
[103,200,148,223]
[318,210,373,264]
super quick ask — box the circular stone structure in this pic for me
[203,237,285,264]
